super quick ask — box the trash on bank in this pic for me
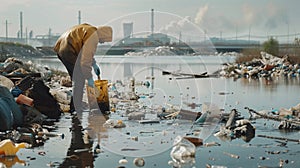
[245,106,300,130]
[218,52,300,79]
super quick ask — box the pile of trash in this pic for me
[219,51,300,79]
[215,109,255,142]
[0,57,70,158]
[125,46,185,56]
[245,105,300,130]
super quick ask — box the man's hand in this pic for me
[92,63,101,76]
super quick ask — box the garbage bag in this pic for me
[28,79,61,119]
[16,76,35,92]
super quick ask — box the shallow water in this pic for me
[11,55,300,168]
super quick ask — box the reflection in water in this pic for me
[86,111,108,147]
[0,155,25,167]
[240,77,279,92]
[124,63,133,78]
[59,114,94,168]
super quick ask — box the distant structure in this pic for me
[123,22,133,38]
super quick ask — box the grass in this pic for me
[236,48,261,64]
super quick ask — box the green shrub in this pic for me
[263,37,279,56]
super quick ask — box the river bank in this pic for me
[0,42,55,61]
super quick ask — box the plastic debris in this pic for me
[0,75,14,90]
[0,139,29,156]
[223,151,240,159]
[183,137,203,147]
[214,116,255,142]
[206,164,228,168]
[118,159,128,164]
[103,119,126,128]
[133,157,145,167]
[169,136,196,166]
[127,112,145,120]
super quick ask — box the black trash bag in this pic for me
[28,79,61,119]
[16,76,35,92]
[0,85,23,131]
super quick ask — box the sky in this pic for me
[0,0,299,43]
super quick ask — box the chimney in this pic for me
[20,11,23,39]
[151,9,154,36]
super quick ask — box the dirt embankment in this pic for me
[0,42,56,61]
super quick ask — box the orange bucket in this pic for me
[94,79,110,114]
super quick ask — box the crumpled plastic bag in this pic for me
[103,119,126,128]
[169,136,196,167]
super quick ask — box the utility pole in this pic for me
[235,24,238,41]
[25,27,28,44]
[248,26,251,44]
[5,20,8,42]
[179,31,182,44]
[48,28,52,46]
[78,10,81,25]
[151,9,154,37]
[287,22,289,45]
[4,20,11,42]
[20,11,23,39]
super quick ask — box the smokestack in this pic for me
[20,11,23,39]
[151,9,154,36]
[5,20,8,42]
[78,10,81,25]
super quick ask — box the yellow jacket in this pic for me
[54,23,99,79]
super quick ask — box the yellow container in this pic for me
[94,79,110,114]
[0,139,28,156]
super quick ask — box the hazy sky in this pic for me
[0,0,299,42]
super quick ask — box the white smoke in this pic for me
[158,15,207,42]
[159,16,196,34]
[194,4,209,25]
[193,2,289,36]
[242,4,257,25]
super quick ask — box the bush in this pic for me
[263,37,279,56]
